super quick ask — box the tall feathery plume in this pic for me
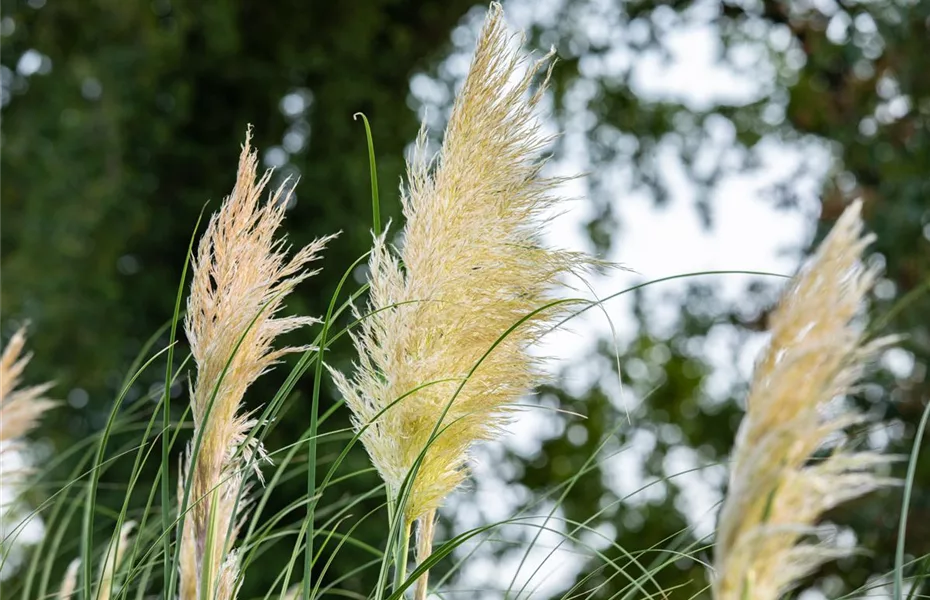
[57,558,80,600]
[0,327,55,449]
[713,200,896,600]
[97,521,136,600]
[330,3,591,596]
[57,521,135,600]
[179,130,333,600]
[0,326,55,578]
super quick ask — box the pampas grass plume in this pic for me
[0,326,54,447]
[56,521,135,600]
[0,325,55,567]
[332,3,596,596]
[97,521,136,600]
[332,0,591,528]
[713,200,897,600]
[57,559,80,600]
[179,130,334,600]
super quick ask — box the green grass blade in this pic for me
[164,206,205,599]
[895,398,930,599]
[353,112,381,234]
[80,342,174,599]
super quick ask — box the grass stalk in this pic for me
[414,509,435,600]
[393,519,412,596]
[164,208,204,600]
[895,399,930,599]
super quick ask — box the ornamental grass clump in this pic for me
[713,200,897,600]
[329,2,592,595]
[179,131,333,600]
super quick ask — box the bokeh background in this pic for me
[2,0,929,597]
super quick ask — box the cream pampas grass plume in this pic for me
[330,2,591,594]
[97,521,136,600]
[57,521,135,600]
[57,558,80,600]
[713,200,896,600]
[0,326,55,579]
[0,327,54,449]
[179,130,334,600]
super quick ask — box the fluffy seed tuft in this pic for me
[179,129,334,600]
[331,2,593,524]
[713,200,897,600]
[0,327,55,449]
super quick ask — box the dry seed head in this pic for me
[57,558,81,600]
[0,325,55,562]
[0,326,55,447]
[55,521,134,600]
[96,521,136,600]
[332,2,593,522]
[713,200,897,600]
[179,129,334,600]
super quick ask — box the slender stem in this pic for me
[895,398,930,599]
[393,520,412,597]
[200,487,218,600]
[414,510,436,600]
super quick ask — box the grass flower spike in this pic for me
[97,521,136,600]
[57,558,80,600]
[334,0,588,525]
[0,327,54,449]
[179,130,334,600]
[713,200,897,600]
[0,326,55,579]
[57,521,136,600]
[331,2,592,593]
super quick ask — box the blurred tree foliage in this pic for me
[502,0,929,596]
[1,0,928,598]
